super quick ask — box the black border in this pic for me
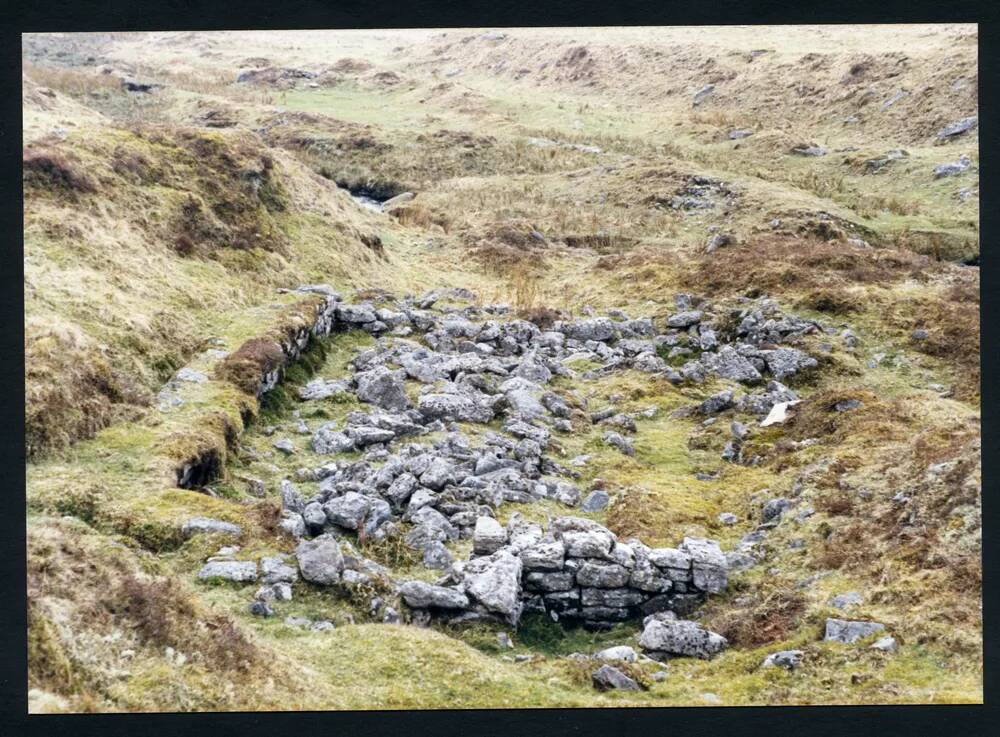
[3,1,996,735]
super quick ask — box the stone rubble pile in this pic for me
[264,287,825,553]
[194,285,830,646]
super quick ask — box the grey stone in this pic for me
[197,560,258,583]
[261,556,298,584]
[830,592,863,610]
[420,457,457,491]
[299,378,351,401]
[418,392,494,423]
[323,491,372,530]
[936,116,977,140]
[576,560,630,588]
[295,535,344,585]
[399,581,470,609]
[762,498,791,523]
[823,618,885,644]
[870,636,898,653]
[181,517,242,539]
[761,348,817,380]
[703,347,762,383]
[678,537,727,593]
[761,650,804,670]
[311,426,356,454]
[558,317,617,342]
[273,439,296,455]
[717,512,738,526]
[594,645,638,663]
[473,516,507,555]
[249,600,275,618]
[638,618,728,659]
[524,571,576,592]
[581,490,610,512]
[421,540,454,570]
[355,367,411,411]
[692,84,715,106]
[698,390,735,415]
[603,431,635,456]
[521,540,566,571]
[463,549,523,624]
[562,529,615,558]
[592,664,642,691]
[581,587,645,607]
[279,513,306,538]
[934,155,972,178]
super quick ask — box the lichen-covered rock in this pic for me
[418,391,495,423]
[762,650,804,670]
[639,618,728,659]
[823,618,885,644]
[323,491,372,530]
[295,534,344,585]
[197,560,258,583]
[521,540,566,571]
[462,548,523,624]
[576,560,630,588]
[760,348,817,380]
[181,517,241,539]
[678,537,727,593]
[473,516,507,555]
[356,367,411,411]
[260,556,298,584]
[592,664,642,691]
[399,581,470,609]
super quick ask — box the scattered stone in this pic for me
[592,664,642,691]
[249,600,275,618]
[936,116,977,140]
[197,560,258,583]
[273,439,296,455]
[639,618,728,659]
[181,518,242,539]
[581,490,610,512]
[791,144,827,157]
[934,155,972,178]
[295,535,344,585]
[830,592,863,610]
[824,618,885,644]
[693,84,715,106]
[870,636,898,653]
[593,645,638,663]
[761,650,804,670]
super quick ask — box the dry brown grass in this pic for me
[113,574,257,671]
[23,149,97,195]
[558,657,651,691]
[215,338,284,396]
[25,322,150,460]
[681,234,932,297]
[27,520,259,704]
[389,203,451,232]
[24,63,121,97]
[702,578,807,647]
[797,287,859,315]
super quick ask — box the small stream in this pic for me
[350,193,386,213]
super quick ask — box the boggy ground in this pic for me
[23,26,980,711]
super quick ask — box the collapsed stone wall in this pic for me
[397,514,728,630]
[190,284,832,639]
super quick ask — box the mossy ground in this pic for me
[24,27,980,711]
